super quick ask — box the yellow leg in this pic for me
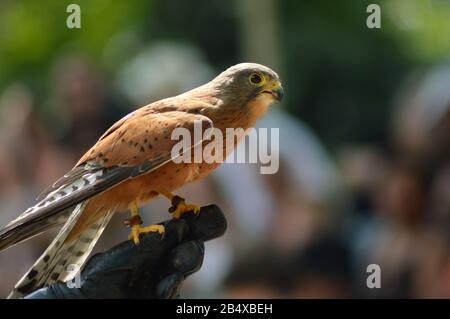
[126,201,165,245]
[158,190,200,219]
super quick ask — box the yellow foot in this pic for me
[125,200,165,245]
[169,195,200,219]
[128,224,165,245]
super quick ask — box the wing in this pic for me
[77,108,212,167]
[0,109,213,250]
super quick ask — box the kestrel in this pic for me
[0,63,283,298]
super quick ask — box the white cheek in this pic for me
[257,94,274,106]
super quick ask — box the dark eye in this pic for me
[249,73,262,84]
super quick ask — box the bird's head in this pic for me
[211,62,284,106]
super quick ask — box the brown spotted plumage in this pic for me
[0,63,283,298]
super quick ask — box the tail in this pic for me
[0,209,72,252]
[8,202,115,298]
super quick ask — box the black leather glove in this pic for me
[25,205,227,299]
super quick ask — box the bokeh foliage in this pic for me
[0,0,449,148]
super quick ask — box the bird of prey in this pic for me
[0,63,283,298]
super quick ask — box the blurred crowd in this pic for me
[0,48,449,298]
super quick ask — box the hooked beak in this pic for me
[261,80,284,102]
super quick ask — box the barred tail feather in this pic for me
[0,172,101,250]
[0,211,71,252]
[8,202,114,298]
